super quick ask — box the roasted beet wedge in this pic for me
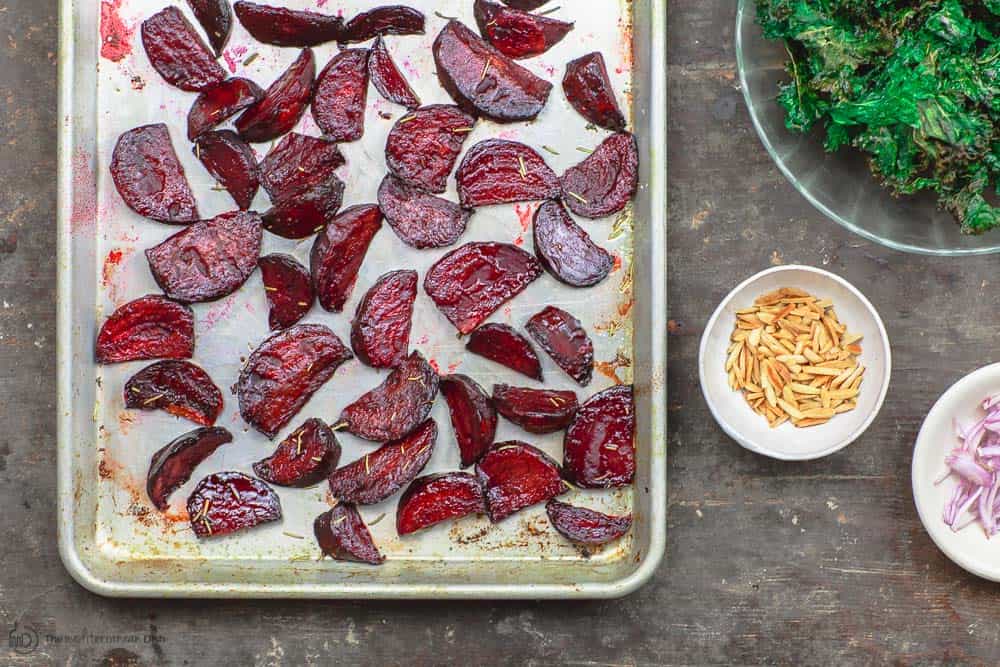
[563,384,635,488]
[434,20,552,123]
[263,184,345,239]
[314,504,384,565]
[236,48,315,143]
[526,306,593,386]
[456,139,560,208]
[475,441,565,522]
[350,270,418,368]
[146,211,263,303]
[261,133,345,204]
[466,324,544,380]
[124,360,223,426]
[378,175,470,249]
[474,0,573,59]
[492,384,578,434]
[561,132,639,219]
[341,5,425,43]
[328,420,436,504]
[310,204,383,312]
[187,78,265,140]
[237,324,354,437]
[369,36,420,109]
[188,471,282,538]
[385,105,475,193]
[188,0,232,55]
[533,200,613,287]
[563,52,626,132]
[338,351,439,442]
[96,296,194,364]
[502,0,547,9]
[259,254,314,330]
[253,418,340,487]
[193,130,260,210]
[111,124,199,224]
[147,427,232,510]
[396,472,487,535]
[142,7,226,92]
[312,49,370,142]
[440,374,497,467]
[233,1,344,47]
[424,242,542,335]
[546,499,632,545]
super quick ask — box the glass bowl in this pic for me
[735,0,1000,256]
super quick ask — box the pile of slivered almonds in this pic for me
[726,287,865,428]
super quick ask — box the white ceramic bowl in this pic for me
[699,265,892,460]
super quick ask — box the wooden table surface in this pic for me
[2,1,999,664]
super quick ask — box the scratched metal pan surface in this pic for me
[56,0,666,598]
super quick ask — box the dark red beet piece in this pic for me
[260,133,345,204]
[440,374,497,468]
[475,441,565,522]
[187,78,265,140]
[341,5,425,43]
[369,36,420,109]
[456,139,560,208]
[237,324,354,438]
[188,471,282,538]
[111,124,199,224]
[263,183,345,239]
[533,200,613,287]
[142,7,226,92]
[96,295,194,364]
[525,306,594,386]
[146,211,263,303]
[338,351,439,442]
[424,242,542,335]
[253,418,340,487]
[378,175,470,249]
[561,132,639,219]
[312,49,369,142]
[492,384,578,434]
[236,48,315,143]
[259,254,314,330]
[563,384,635,488]
[233,1,344,47]
[396,473,486,535]
[546,499,632,545]
[193,130,260,210]
[385,105,475,194]
[147,427,233,510]
[350,270,418,369]
[562,52,626,132]
[466,324,544,381]
[124,360,223,426]
[310,204,383,312]
[328,420,436,504]
[473,0,573,60]
[502,0,548,9]
[314,504,384,565]
[187,0,232,55]
[433,20,552,123]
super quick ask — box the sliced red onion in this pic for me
[942,396,1000,535]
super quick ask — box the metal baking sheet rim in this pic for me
[56,0,668,599]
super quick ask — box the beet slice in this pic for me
[314,504,384,565]
[525,306,593,386]
[424,242,542,335]
[456,139,560,208]
[187,0,232,56]
[193,130,260,210]
[188,471,282,538]
[561,132,639,219]
[253,418,340,487]
[473,0,573,60]
[440,374,497,467]
[147,427,233,510]
[111,124,199,224]
[262,183,345,239]
[466,324,544,381]
[312,49,370,142]
[378,175,470,249]
[236,48,315,143]
[310,204,383,312]
[385,105,475,193]
[233,1,344,47]
[146,211,263,303]
[328,420,436,504]
[124,360,223,426]
[396,473,487,535]
[338,351,439,442]
[433,20,552,123]
[187,78,265,140]
[141,7,226,92]
[533,200,613,287]
[369,36,420,109]
[237,324,354,438]
[350,270,418,369]
[546,499,632,545]
[259,253,314,330]
[563,384,635,488]
[492,384,578,434]
[96,295,194,364]
[341,5,425,43]
[563,52,626,132]
[475,441,565,522]
[260,133,345,203]
[502,0,548,9]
